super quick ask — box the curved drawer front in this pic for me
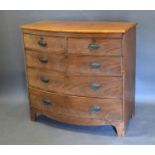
[27,68,122,98]
[23,34,65,52]
[29,88,122,120]
[68,38,122,56]
[26,50,66,72]
[67,55,122,76]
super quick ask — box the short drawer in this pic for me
[27,68,122,98]
[68,38,122,56]
[23,33,65,52]
[29,88,122,120]
[67,55,122,76]
[26,50,66,72]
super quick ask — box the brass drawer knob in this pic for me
[88,43,100,50]
[90,62,101,69]
[40,76,49,83]
[90,105,101,112]
[41,99,51,105]
[39,56,48,64]
[38,37,47,47]
[90,83,101,90]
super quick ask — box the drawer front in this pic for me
[23,34,65,52]
[26,50,66,72]
[27,68,122,98]
[29,88,122,120]
[67,55,122,76]
[68,38,122,56]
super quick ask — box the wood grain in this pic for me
[21,21,136,136]
[67,55,122,76]
[68,38,122,56]
[29,88,122,120]
[30,107,124,129]
[26,50,122,76]
[27,68,122,99]
[21,20,136,33]
[122,27,136,128]
[23,33,65,52]
[23,30,123,38]
[26,50,66,72]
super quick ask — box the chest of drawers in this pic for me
[21,21,136,136]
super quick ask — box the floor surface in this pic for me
[0,95,155,145]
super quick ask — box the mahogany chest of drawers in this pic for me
[21,21,136,136]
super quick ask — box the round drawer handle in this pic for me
[41,99,51,105]
[90,83,101,90]
[90,104,101,112]
[39,56,48,64]
[38,37,47,47]
[90,62,101,69]
[40,76,49,83]
[88,43,100,50]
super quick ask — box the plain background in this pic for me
[0,10,154,104]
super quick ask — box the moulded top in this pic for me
[21,20,136,33]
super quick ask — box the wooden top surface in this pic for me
[21,20,136,33]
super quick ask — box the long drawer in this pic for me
[29,88,122,120]
[26,50,122,76]
[27,68,122,98]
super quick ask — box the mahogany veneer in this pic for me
[21,21,136,136]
